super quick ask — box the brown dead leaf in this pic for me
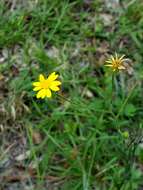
[104,0,120,9]
[11,105,16,121]
[100,14,113,26]
[32,131,42,144]
[0,74,4,80]
[98,54,107,67]
[82,88,94,98]
[96,41,109,54]
[15,150,31,161]
[123,58,134,75]
[70,148,78,160]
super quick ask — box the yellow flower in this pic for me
[33,72,61,99]
[105,53,126,72]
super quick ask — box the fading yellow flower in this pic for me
[105,53,126,72]
[33,72,61,99]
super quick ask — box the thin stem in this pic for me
[111,72,115,106]
[111,73,115,103]
[115,82,138,121]
[57,93,79,106]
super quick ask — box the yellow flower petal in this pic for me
[41,90,47,98]
[50,86,60,91]
[119,55,125,61]
[46,89,52,98]
[39,74,45,82]
[118,66,126,70]
[105,64,113,67]
[36,89,46,99]
[52,81,61,86]
[49,81,61,91]
[111,56,115,62]
[33,86,42,91]
[47,72,58,81]
[106,60,112,63]
[33,82,40,86]
[115,53,118,60]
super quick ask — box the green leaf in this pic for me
[124,104,136,117]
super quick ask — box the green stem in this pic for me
[111,73,115,106]
[115,82,138,121]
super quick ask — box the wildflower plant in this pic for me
[105,53,128,100]
[105,53,130,134]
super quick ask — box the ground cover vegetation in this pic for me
[0,0,143,189]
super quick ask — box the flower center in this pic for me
[113,60,122,68]
[41,80,51,89]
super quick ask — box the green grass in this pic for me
[1,0,143,189]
